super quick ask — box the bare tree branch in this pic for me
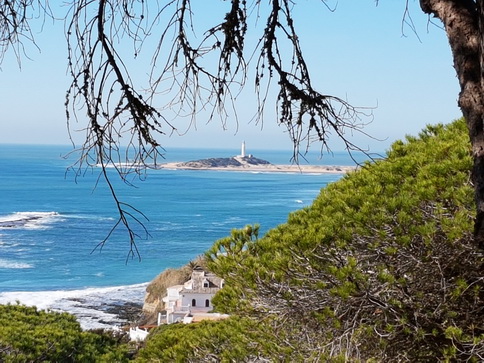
[0,0,53,67]
[64,1,178,254]
[255,0,373,161]
[3,1,375,252]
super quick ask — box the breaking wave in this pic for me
[0,283,148,330]
[0,212,62,230]
[0,259,33,269]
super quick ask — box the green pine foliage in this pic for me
[196,119,483,361]
[135,317,280,362]
[0,304,129,362]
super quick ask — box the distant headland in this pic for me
[158,142,355,174]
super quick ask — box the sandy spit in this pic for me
[158,162,355,174]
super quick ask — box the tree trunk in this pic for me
[419,0,484,247]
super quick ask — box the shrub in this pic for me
[0,304,128,362]
[204,119,484,361]
[135,316,282,362]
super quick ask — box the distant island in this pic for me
[158,142,355,174]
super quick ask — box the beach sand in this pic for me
[159,162,355,174]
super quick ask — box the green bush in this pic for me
[135,317,279,362]
[0,304,128,362]
[201,119,484,361]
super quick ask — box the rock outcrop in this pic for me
[177,155,271,169]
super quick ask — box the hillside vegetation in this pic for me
[139,119,484,361]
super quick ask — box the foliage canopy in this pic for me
[0,304,128,362]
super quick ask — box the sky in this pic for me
[0,1,462,155]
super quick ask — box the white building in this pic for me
[163,267,225,324]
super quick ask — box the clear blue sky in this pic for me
[0,1,461,154]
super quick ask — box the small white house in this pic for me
[163,267,225,324]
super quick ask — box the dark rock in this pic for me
[103,302,143,323]
[179,156,271,168]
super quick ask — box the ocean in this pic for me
[0,144,366,329]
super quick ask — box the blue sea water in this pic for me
[0,144,366,328]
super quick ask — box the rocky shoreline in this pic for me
[66,297,144,330]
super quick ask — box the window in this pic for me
[205,299,210,307]
[192,299,196,307]
[203,280,209,288]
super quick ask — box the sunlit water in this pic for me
[0,144,365,329]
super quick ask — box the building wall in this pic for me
[181,292,215,311]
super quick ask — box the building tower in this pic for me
[241,141,246,158]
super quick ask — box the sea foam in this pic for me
[0,283,148,330]
[0,211,62,230]
[0,259,33,269]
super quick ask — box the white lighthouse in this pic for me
[240,141,246,158]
